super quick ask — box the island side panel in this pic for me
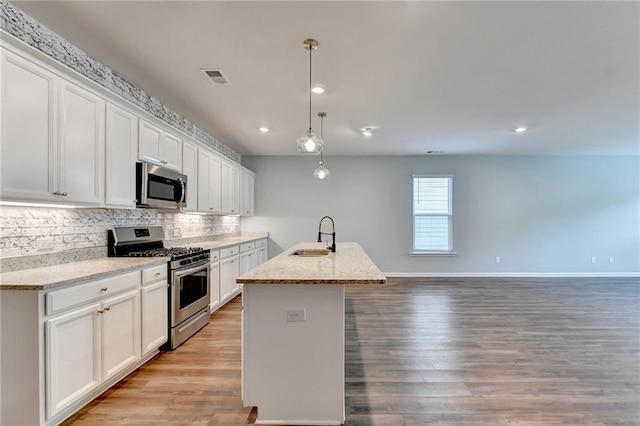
[243,283,345,425]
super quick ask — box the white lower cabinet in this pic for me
[239,242,257,288]
[209,250,221,313]
[220,245,240,303]
[141,264,169,356]
[101,289,141,381]
[45,302,101,420]
[0,266,170,426]
[44,274,141,420]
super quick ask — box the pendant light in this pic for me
[313,112,331,180]
[296,39,324,154]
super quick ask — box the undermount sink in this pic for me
[290,248,330,257]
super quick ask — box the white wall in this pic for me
[241,155,640,275]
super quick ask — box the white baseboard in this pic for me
[383,272,640,278]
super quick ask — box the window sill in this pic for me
[410,251,457,257]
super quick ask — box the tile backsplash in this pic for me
[0,206,240,259]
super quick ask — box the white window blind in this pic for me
[412,175,453,252]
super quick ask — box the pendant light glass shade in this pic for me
[297,39,323,154]
[313,162,330,180]
[297,130,324,154]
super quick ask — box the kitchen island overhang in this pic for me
[237,242,386,425]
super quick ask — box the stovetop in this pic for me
[126,247,205,259]
[108,226,209,264]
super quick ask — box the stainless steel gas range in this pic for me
[108,226,210,350]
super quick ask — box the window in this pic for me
[412,175,453,253]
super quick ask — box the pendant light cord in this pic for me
[320,114,324,163]
[308,44,312,133]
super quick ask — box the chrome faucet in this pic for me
[317,216,336,252]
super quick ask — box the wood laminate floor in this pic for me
[63,278,640,425]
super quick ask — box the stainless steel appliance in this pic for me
[108,226,210,350]
[136,161,187,209]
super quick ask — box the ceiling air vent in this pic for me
[202,69,230,85]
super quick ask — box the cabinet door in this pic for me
[210,261,221,311]
[105,103,138,208]
[141,280,168,356]
[222,162,240,214]
[220,256,239,302]
[161,132,182,171]
[198,151,221,213]
[240,251,256,275]
[1,49,57,202]
[182,142,198,212]
[59,80,105,205]
[240,170,255,216]
[138,120,162,165]
[102,289,141,381]
[45,303,101,419]
[257,246,267,265]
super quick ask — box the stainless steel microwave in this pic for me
[136,162,187,209]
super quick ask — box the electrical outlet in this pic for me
[285,309,306,322]
[36,237,55,251]
[495,256,501,264]
[591,256,597,264]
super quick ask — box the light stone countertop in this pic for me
[0,257,168,291]
[236,242,387,285]
[0,233,269,291]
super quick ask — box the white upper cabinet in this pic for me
[1,43,254,211]
[221,161,240,215]
[58,80,105,205]
[138,119,182,171]
[240,169,255,216]
[181,142,198,212]
[1,48,105,205]
[198,150,222,213]
[105,103,138,208]
[1,49,57,202]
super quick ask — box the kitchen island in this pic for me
[236,242,386,425]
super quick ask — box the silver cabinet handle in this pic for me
[97,309,104,314]
[161,160,168,164]
[155,272,161,276]
[61,192,68,196]
[104,307,110,312]
[100,287,108,292]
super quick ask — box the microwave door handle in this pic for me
[178,177,185,206]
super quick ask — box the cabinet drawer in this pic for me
[240,242,256,253]
[220,245,239,259]
[46,270,140,316]
[142,264,168,285]
[255,239,267,248]
[209,249,220,262]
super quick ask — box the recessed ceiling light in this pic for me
[362,127,373,137]
[259,127,269,133]
[311,84,325,94]
[514,126,528,133]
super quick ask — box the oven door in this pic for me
[171,261,209,326]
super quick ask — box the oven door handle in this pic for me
[173,262,209,279]
[178,177,186,207]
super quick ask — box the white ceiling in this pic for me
[12,1,640,157]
